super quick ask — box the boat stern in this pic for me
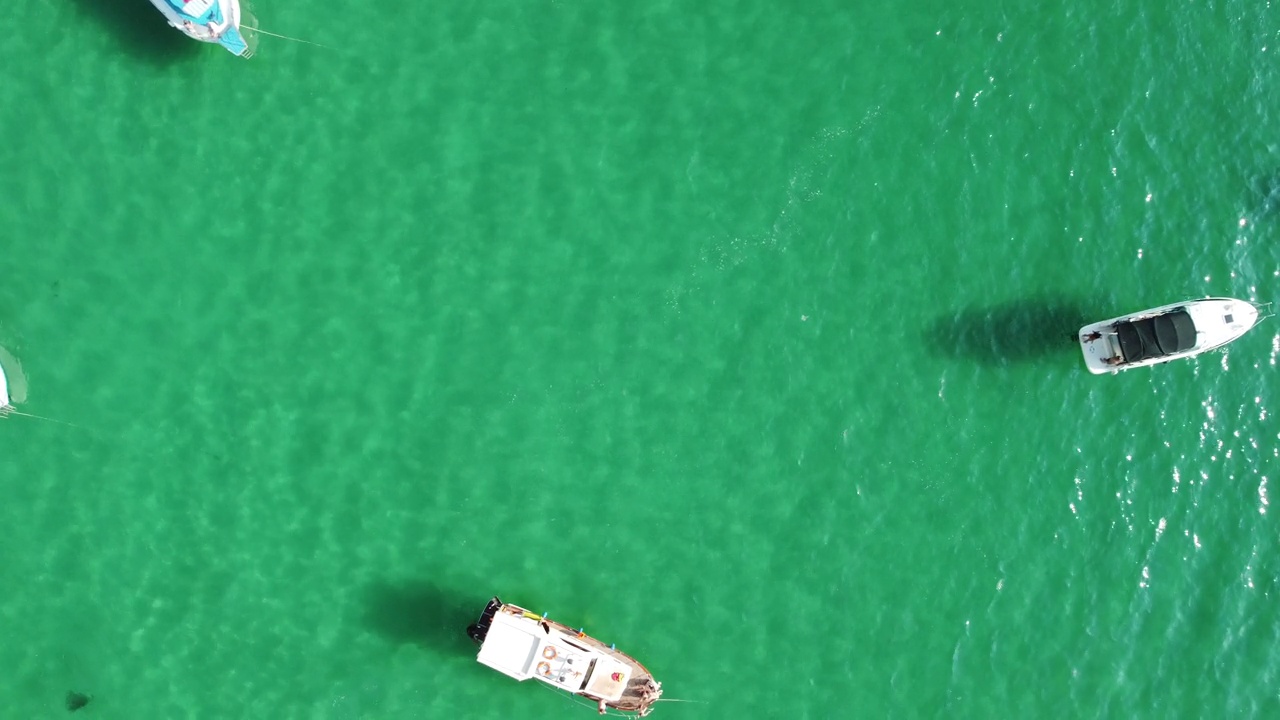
[1078,323,1122,375]
[216,26,254,57]
[475,610,544,681]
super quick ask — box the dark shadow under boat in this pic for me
[925,298,1093,366]
[361,579,478,656]
[68,0,198,64]
[1248,170,1280,217]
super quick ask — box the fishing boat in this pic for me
[146,0,258,57]
[1078,297,1268,374]
[467,597,663,716]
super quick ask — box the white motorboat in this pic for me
[1078,297,1267,374]
[467,597,663,716]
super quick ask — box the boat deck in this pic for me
[537,615,661,713]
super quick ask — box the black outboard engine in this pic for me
[466,596,503,643]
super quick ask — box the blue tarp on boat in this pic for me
[147,0,254,57]
[160,0,223,25]
[215,27,250,57]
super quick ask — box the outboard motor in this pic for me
[466,596,503,643]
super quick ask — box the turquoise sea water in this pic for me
[2,1,1279,717]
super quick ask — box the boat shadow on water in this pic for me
[1247,170,1280,218]
[361,579,479,656]
[925,298,1093,366]
[70,0,198,64]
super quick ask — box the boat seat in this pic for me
[1133,318,1160,357]
[1115,319,1161,361]
[1116,322,1141,361]
[1153,309,1195,354]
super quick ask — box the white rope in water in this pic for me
[243,26,332,50]
[2,407,90,430]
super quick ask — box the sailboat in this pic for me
[146,0,258,57]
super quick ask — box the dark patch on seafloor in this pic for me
[66,691,92,712]
[67,0,198,65]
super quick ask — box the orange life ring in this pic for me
[542,646,557,660]
[537,661,552,677]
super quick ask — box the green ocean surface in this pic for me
[2,1,1279,718]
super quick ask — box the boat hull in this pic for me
[1078,297,1261,374]
[146,0,256,57]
